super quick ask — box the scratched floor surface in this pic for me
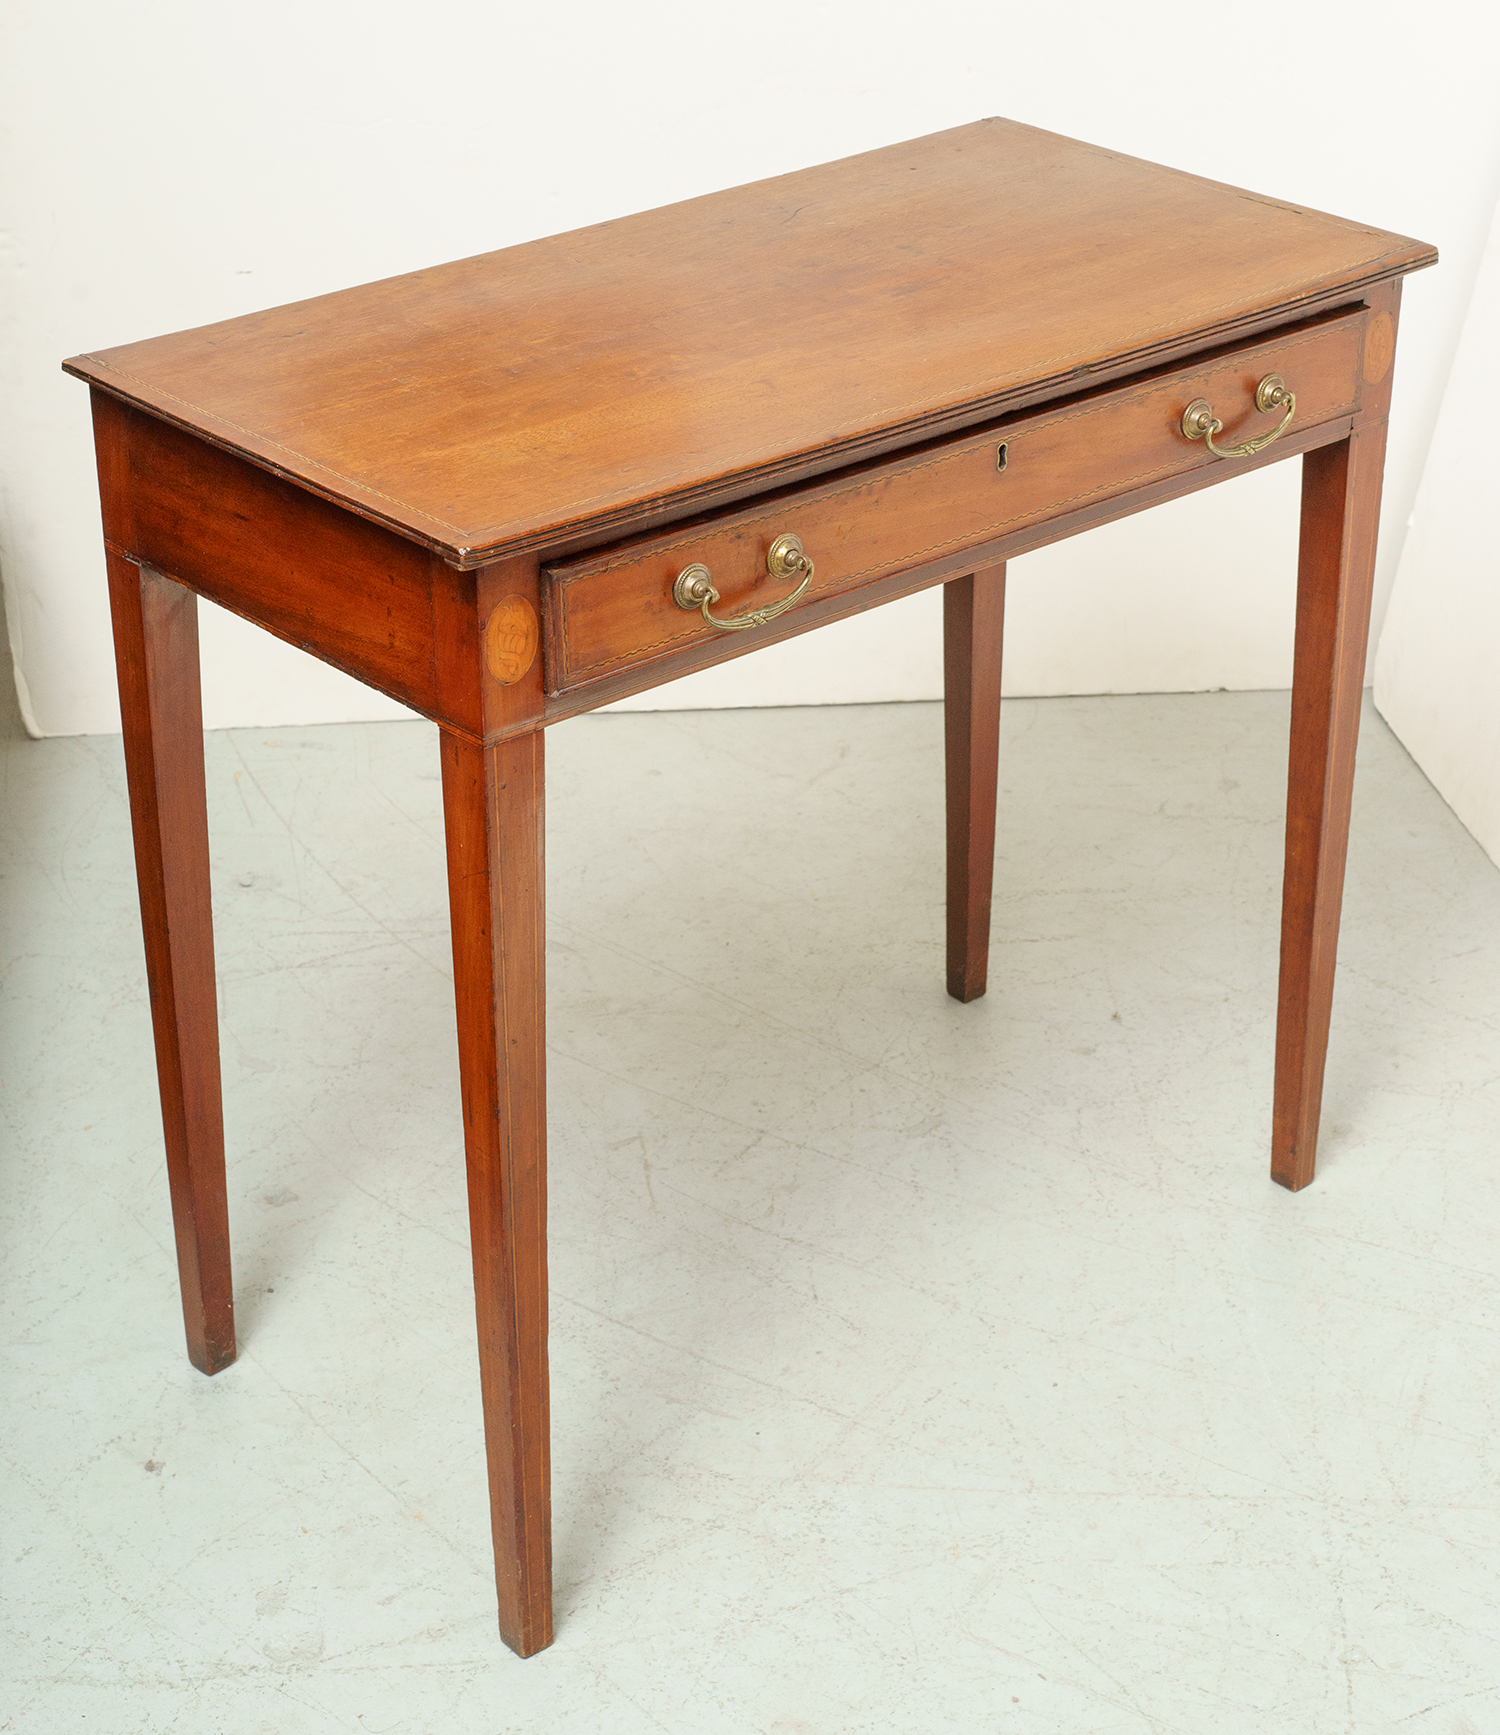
[3,691,1499,1734]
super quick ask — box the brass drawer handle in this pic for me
[1181,373,1296,459]
[672,532,813,632]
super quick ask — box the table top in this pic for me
[66,119,1434,569]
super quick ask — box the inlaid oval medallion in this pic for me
[1363,311,1395,385]
[484,594,539,685]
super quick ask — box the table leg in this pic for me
[1272,428,1388,1190]
[105,556,235,1375]
[439,727,552,1657]
[943,565,1007,1002]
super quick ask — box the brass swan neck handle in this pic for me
[673,533,813,632]
[1181,373,1296,460]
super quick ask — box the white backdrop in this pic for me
[3,0,1498,735]
[1375,198,1500,869]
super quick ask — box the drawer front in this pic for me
[544,309,1367,695]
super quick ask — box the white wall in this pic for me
[1374,198,1500,869]
[4,0,1498,735]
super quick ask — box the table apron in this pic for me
[542,308,1370,711]
[531,407,1362,736]
[93,313,1373,748]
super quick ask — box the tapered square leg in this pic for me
[1272,428,1388,1190]
[106,556,235,1374]
[944,565,1007,1002]
[439,727,552,1658]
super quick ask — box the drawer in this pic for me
[543,308,1368,696]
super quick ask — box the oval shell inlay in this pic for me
[1363,311,1395,385]
[484,594,539,685]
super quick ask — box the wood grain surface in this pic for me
[944,568,1007,1004]
[106,558,236,1375]
[1271,426,1388,1191]
[70,127,1435,1663]
[64,120,1433,568]
[544,308,1367,694]
[90,392,485,737]
[439,725,552,1656]
[1269,278,1404,1189]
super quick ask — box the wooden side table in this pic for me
[65,120,1436,1656]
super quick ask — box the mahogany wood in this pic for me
[105,557,234,1374]
[63,122,1433,568]
[1270,277,1403,1190]
[90,393,484,740]
[439,724,552,1657]
[545,311,1366,695]
[67,123,1437,1656]
[529,404,1361,735]
[96,379,1364,752]
[944,568,1007,1002]
[1271,427,1389,1190]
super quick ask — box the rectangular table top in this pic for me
[65,120,1434,569]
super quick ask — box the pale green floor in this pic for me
[3,690,1499,1735]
